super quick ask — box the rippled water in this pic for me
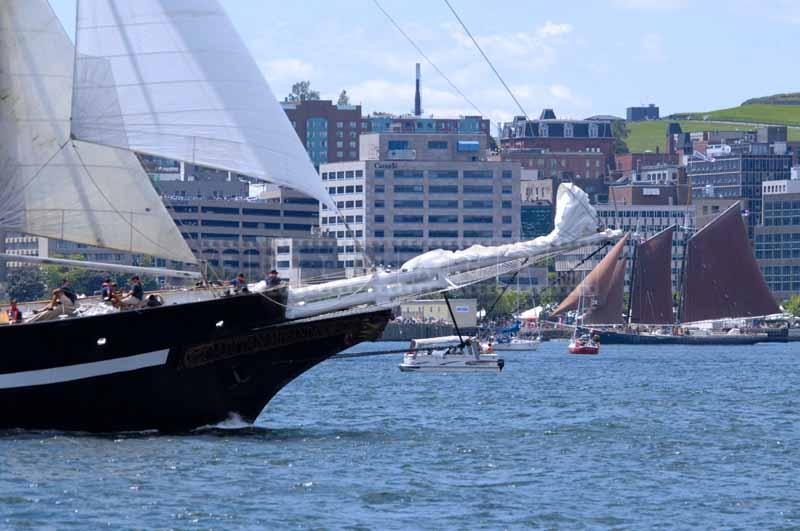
[2,340,800,529]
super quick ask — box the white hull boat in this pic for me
[492,338,540,352]
[399,336,504,373]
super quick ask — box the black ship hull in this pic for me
[593,329,780,346]
[0,290,390,432]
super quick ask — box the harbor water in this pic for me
[2,340,799,528]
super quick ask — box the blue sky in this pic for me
[51,0,798,126]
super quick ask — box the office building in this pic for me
[755,179,800,300]
[319,132,521,274]
[626,104,660,122]
[687,150,793,240]
[281,100,364,167]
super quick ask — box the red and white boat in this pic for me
[568,333,600,355]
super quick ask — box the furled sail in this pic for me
[629,226,674,324]
[551,233,630,324]
[0,0,197,264]
[680,204,778,322]
[71,0,335,210]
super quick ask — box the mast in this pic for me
[626,236,638,325]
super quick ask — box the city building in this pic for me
[615,152,679,176]
[281,99,364,167]
[365,114,491,137]
[755,179,800,300]
[626,104,660,122]
[319,132,521,274]
[520,170,553,203]
[521,202,554,239]
[500,109,616,171]
[687,150,793,239]
[400,298,478,328]
[608,164,690,206]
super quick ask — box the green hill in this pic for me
[743,93,800,106]
[670,104,800,127]
[624,120,800,153]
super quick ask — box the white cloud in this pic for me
[537,21,573,38]
[262,58,314,82]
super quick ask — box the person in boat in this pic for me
[100,277,113,302]
[119,275,145,309]
[7,299,23,324]
[267,269,281,288]
[230,273,249,294]
[29,278,80,322]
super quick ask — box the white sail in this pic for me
[0,0,197,264]
[71,0,335,210]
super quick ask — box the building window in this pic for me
[502,186,512,194]
[394,185,424,193]
[393,230,424,238]
[388,140,409,150]
[394,215,424,224]
[374,170,384,178]
[430,185,459,194]
[429,170,458,179]
[502,200,512,209]
[463,170,493,179]
[429,214,458,223]
[464,215,493,224]
[430,200,459,208]
[429,230,458,238]
[394,200,424,208]
[502,170,512,179]
[463,200,493,209]
[375,230,385,238]
[375,185,385,193]
[502,230,512,238]
[394,170,424,179]
[463,230,493,238]
[464,185,493,194]
[428,140,448,150]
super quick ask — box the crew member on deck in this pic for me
[119,275,145,308]
[7,299,22,324]
[29,278,79,322]
[231,273,249,294]
[267,269,281,288]
[101,277,113,302]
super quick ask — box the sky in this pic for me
[50,0,799,127]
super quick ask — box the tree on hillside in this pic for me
[612,120,630,154]
[337,90,350,106]
[285,81,320,103]
[6,268,46,302]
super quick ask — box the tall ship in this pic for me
[551,205,785,345]
[0,0,617,431]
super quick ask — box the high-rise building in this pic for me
[687,150,793,240]
[281,100,364,167]
[755,179,800,300]
[319,132,520,275]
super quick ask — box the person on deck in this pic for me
[100,277,113,302]
[119,276,145,309]
[29,279,79,322]
[231,273,249,294]
[7,299,23,324]
[267,269,281,288]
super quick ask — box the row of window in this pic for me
[321,169,364,180]
[373,169,513,180]
[328,185,364,195]
[321,215,365,225]
[370,214,513,224]
[375,184,513,194]
[179,226,315,240]
[373,230,514,239]
[373,200,513,209]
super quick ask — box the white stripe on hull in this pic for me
[0,350,169,390]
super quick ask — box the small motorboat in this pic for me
[399,336,505,372]
[492,336,540,352]
[568,333,600,355]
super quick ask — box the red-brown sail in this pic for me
[680,204,779,322]
[630,226,674,324]
[552,233,630,324]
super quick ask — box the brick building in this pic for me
[281,100,364,167]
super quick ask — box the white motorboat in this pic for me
[399,336,504,373]
[492,337,540,352]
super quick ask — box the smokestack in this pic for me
[414,63,422,116]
